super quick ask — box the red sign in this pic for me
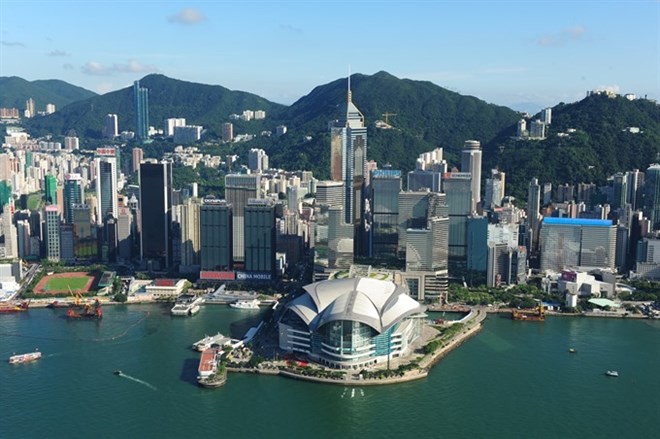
[96,147,116,157]
[200,271,235,280]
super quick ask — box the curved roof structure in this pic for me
[287,277,426,334]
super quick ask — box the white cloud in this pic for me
[537,25,586,47]
[113,59,158,73]
[46,50,70,57]
[82,61,111,76]
[1,40,25,47]
[81,59,159,76]
[168,8,206,25]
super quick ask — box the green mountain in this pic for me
[0,77,96,111]
[488,93,660,201]
[26,74,286,138]
[254,71,521,178]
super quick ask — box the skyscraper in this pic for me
[94,150,118,225]
[104,114,118,139]
[225,174,261,263]
[63,173,83,224]
[132,148,143,174]
[45,205,60,262]
[180,197,201,270]
[44,174,57,205]
[200,198,233,271]
[248,148,269,173]
[329,76,367,226]
[461,140,482,211]
[370,169,402,260]
[484,169,506,209]
[527,177,541,253]
[244,198,276,275]
[443,172,473,266]
[139,161,173,270]
[134,81,149,142]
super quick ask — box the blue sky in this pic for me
[1,1,658,112]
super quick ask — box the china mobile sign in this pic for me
[96,147,116,157]
[235,271,272,281]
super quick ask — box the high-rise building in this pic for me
[133,81,149,141]
[645,164,660,231]
[173,125,202,144]
[44,174,57,205]
[222,122,233,143]
[539,218,616,272]
[132,148,143,174]
[611,172,628,211]
[45,205,60,262]
[139,161,172,270]
[180,197,201,270]
[542,183,553,206]
[443,172,473,266]
[63,173,83,224]
[71,204,97,260]
[484,169,506,209]
[200,198,233,271]
[116,207,133,262]
[104,114,118,139]
[370,169,402,260]
[165,118,186,137]
[248,148,269,173]
[461,140,482,212]
[225,174,261,263]
[527,178,541,252]
[0,180,11,210]
[244,198,276,275]
[64,136,79,151]
[329,76,367,226]
[94,151,118,224]
[16,219,31,258]
[1,204,17,259]
[25,98,35,118]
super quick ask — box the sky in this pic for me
[1,0,658,112]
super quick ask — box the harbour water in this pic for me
[2,305,659,438]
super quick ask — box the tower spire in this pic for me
[347,65,352,103]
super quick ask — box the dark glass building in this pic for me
[139,161,172,270]
[200,199,233,271]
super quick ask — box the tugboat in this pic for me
[0,300,30,313]
[66,299,103,320]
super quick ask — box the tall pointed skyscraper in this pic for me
[329,74,367,227]
[134,81,149,142]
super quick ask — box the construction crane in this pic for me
[381,112,397,125]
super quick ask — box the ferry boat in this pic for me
[9,350,42,364]
[171,294,204,316]
[229,299,260,309]
[192,332,227,352]
[511,304,545,321]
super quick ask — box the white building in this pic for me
[165,118,186,137]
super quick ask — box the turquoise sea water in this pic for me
[1,306,659,438]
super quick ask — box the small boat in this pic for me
[229,299,260,309]
[9,350,42,364]
[605,370,619,377]
[113,370,122,375]
[569,348,577,353]
[46,300,71,309]
[0,300,30,313]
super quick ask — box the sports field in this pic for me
[34,272,99,295]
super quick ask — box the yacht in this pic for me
[605,370,619,377]
[171,294,204,316]
[229,299,260,309]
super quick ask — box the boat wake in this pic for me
[116,372,157,391]
[341,388,365,398]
